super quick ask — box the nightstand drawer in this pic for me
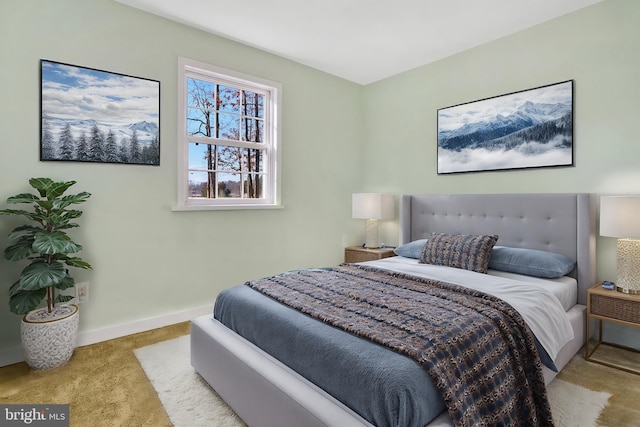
[344,246,396,263]
[345,251,376,263]
[590,294,640,325]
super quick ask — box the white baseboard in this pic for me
[0,305,213,368]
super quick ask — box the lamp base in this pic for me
[364,219,379,249]
[616,286,640,295]
[616,238,640,295]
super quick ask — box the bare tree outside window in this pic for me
[186,78,266,199]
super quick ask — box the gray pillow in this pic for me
[488,246,575,278]
[394,239,428,259]
[420,233,498,274]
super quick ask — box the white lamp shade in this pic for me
[352,193,394,220]
[600,196,640,238]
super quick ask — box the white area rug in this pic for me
[134,335,244,427]
[135,335,610,427]
[547,378,610,427]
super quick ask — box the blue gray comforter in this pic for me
[215,265,552,426]
[214,284,445,427]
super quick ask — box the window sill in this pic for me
[171,203,284,212]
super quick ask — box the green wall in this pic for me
[364,0,640,284]
[2,0,639,359]
[0,0,364,356]
[362,0,640,344]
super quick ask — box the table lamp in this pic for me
[600,195,640,294]
[352,193,394,249]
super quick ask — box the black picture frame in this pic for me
[437,80,573,174]
[40,59,160,166]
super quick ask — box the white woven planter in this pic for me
[21,304,79,370]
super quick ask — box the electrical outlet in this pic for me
[76,282,89,303]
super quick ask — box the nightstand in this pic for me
[586,282,640,375]
[344,246,396,263]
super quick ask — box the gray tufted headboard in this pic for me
[399,193,596,305]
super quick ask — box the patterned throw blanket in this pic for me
[247,265,554,427]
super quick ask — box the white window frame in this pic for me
[173,57,282,211]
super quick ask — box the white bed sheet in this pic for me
[362,256,574,363]
[487,269,577,312]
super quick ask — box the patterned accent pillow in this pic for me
[419,233,499,273]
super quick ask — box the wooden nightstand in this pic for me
[586,282,640,375]
[344,246,396,263]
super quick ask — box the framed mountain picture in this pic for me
[437,80,573,174]
[40,59,160,166]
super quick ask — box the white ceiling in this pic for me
[115,0,603,85]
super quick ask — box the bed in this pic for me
[191,193,596,427]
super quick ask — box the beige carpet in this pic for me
[1,323,639,426]
[0,323,190,427]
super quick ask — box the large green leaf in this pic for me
[0,208,45,223]
[54,223,80,230]
[7,225,39,241]
[59,191,91,205]
[56,295,74,304]
[59,209,83,220]
[32,230,82,255]
[44,210,82,228]
[44,213,65,227]
[29,177,54,197]
[4,193,40,205]
[34,199,54,210]
[54,274,75,290]
[63,256,92,270]
[47,181,77,200]
[9,289,47,315]
[0,208,33,217]
[19,261,66,290]
[4,239,35,261]
[9,279,21,293]
[31,178,77,200]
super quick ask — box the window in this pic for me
[174,57,281,210]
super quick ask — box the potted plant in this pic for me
[0,177,91,370]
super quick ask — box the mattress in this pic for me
[214,261,575,427]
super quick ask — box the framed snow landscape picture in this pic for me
[40,59,160,165]
[437,80,573,174]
